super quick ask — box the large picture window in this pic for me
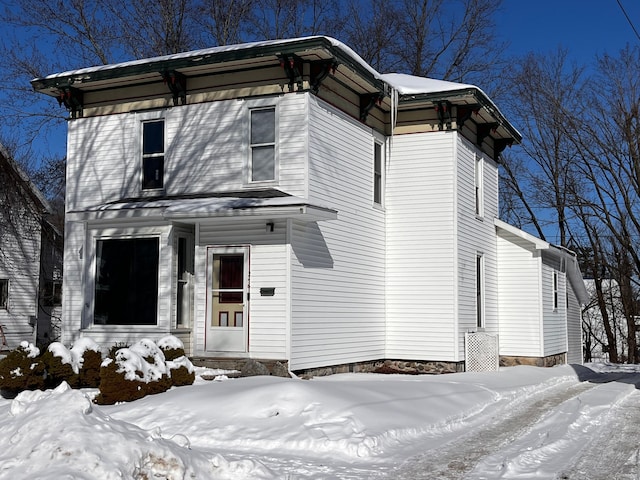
[250,107,276,181]
[142,120,164,190]
[94,238,159,325]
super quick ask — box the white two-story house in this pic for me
[32,36,587,373]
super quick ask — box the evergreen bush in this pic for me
[0,342,46,397]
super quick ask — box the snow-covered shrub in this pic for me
[0,342,46,397]
[158,335,196,387]
[42,339,103,388]
[95,338,186,405]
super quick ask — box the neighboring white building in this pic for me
[0,145,63,349]
[32,36,587,373]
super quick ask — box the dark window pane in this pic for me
[251,109,275,144]
[0,280,7,309]
[219,255,243,303]
[95,238,159,325]
[143,121,164,154]
[143,156,164,189]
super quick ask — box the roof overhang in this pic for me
[30,36,387,100]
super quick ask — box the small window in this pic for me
[553,271,559,310]
[475,153,483,216]
[142,120,164,190]
[250,108,276,182]
[43,280,62,306]
[374,142,383,205]
[0,279,8,309]
[476,254,484,328]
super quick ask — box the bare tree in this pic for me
[196,0,256,46]
[393,0,507,86]
[106,0,197,58]
[499,49,588,246]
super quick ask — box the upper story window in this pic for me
[142,120,164,190]
[374,142,383,205]
[475,153,484,217]
[250,107,276,182]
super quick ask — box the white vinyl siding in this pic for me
[566,284,583,364]
[194,220,288,359]
[496,231,544,357]
[542,264,568,356]
[456,138,499,359]
[288,97,385,371]
[65,95,308,212]
[386,131,457,360]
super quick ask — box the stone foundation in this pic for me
[190,357,289,377]
[499,353,567,368]
[293,359,465,378]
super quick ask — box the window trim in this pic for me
[246,99,279,185]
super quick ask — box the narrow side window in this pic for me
[374,142,383,205]
[0,279,8,309]
[142,120,165,190]
[475,153,484,216]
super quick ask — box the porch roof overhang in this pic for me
[70,191,338,223]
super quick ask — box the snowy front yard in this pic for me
[0,363,639,479]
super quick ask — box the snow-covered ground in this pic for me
[1,363,639,479]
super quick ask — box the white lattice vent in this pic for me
[465,332,499,372]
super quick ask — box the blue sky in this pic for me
[495,0,640,64]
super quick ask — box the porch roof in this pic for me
[72,190,338,222]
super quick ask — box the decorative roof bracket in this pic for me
[494,138,513,156]
[435,100,452,130]
[162,70,187,105]
[456,104,481,129]
[477,122,499,146]
[56,87,83,119]
[279,55,304,91]
[309,59,338,94]
[360,93,384,122]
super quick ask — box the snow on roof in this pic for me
[34,36,481,97]
[379,73,477,95]
[35,36,377,81]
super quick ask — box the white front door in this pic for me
[205,246,249,352]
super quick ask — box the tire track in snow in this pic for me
[386,381,598,480]
[558,388,640,480]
